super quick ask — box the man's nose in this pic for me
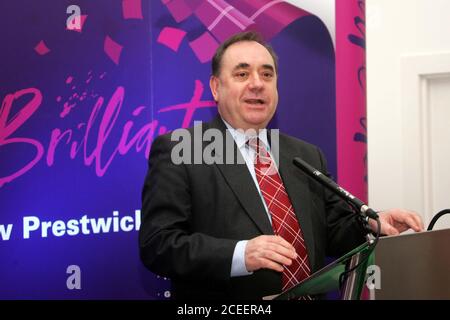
[248,74,263,90]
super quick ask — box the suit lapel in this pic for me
[205,116,317,256]
[208,116,274,235]
[277,135,316,267]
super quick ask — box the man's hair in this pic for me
[211,31,278,77]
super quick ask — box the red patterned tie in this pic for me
[249,138,311,292]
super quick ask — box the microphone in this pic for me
[293,157,379,219]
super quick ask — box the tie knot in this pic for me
[247,137,267,156]
[247,137,276,175]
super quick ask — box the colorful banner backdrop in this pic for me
[336,0,367,201]
[0,0,366,299]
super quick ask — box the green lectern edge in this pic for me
[264,241,374,300]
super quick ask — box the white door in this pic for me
[367,0,450,230]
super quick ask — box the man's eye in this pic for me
[262,72,273,78]
[236,72,247,78]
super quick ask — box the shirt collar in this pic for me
[222,118,270,150]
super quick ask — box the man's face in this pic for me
[210,41,278,131]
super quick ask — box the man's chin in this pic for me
[243,116,271,130]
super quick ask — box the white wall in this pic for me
[367,0,450,227]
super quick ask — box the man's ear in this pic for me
[209,76,219,102]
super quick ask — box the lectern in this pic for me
[265,228,450,300]
[373,228,450,299]
[264,240,375,300]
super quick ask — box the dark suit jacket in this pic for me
[139,116,366,300]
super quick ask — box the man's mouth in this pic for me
[244,98,265,105]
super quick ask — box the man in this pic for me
[139,31,423,300]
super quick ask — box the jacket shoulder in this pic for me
[278,132,320,153]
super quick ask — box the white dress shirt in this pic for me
[222,120,277,277]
